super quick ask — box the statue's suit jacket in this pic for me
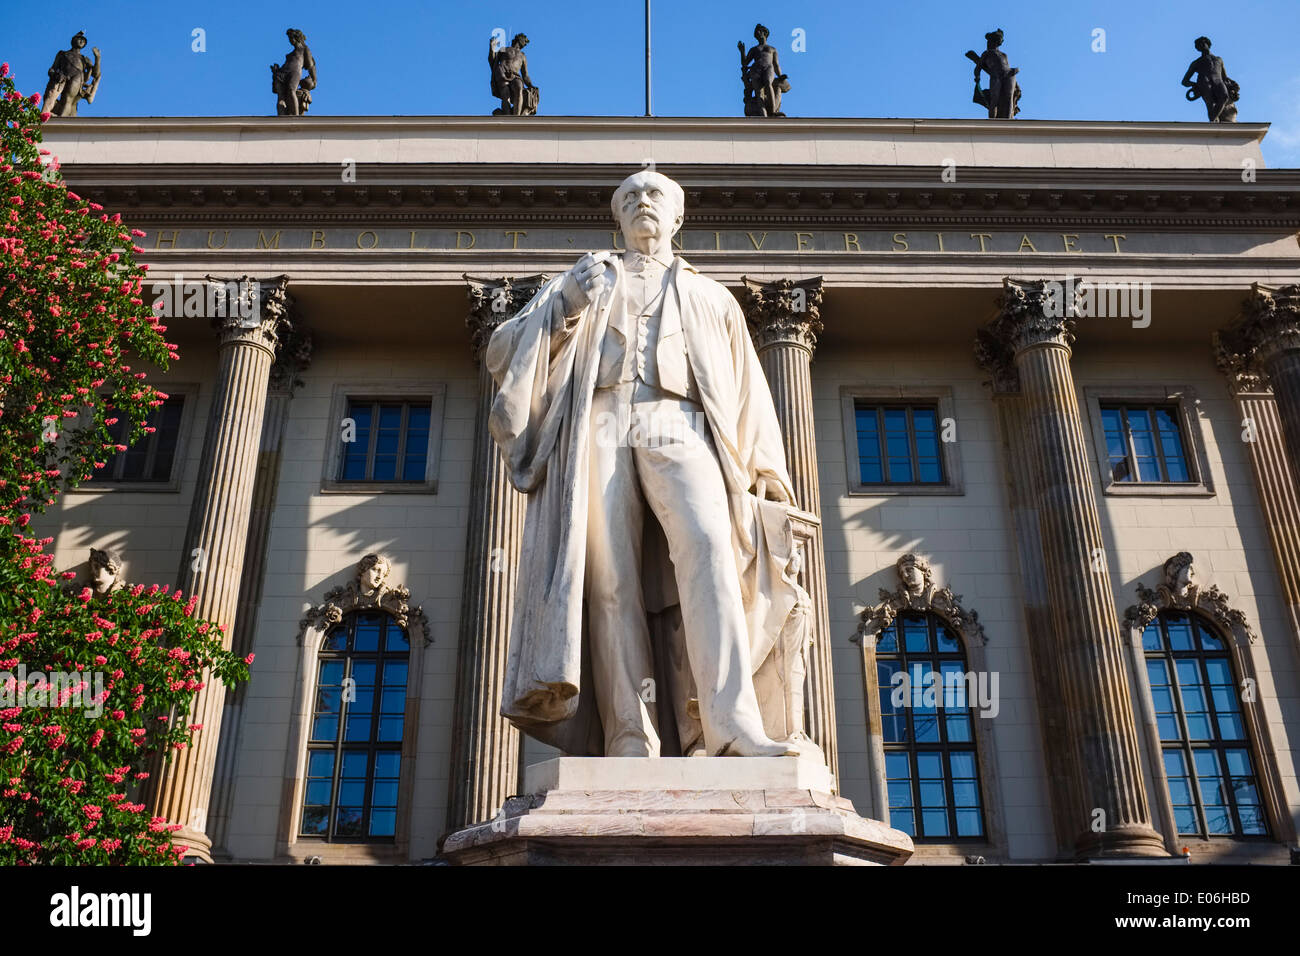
[486,254,807,755]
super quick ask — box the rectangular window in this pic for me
[1099,404,1192,484]
[100,396,186,483]
[338,400,431,483]
[854,403,945,486]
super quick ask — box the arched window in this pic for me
[1141,610,1267,838]
[876,611,986,840]
[1124,552,1294,854]
[301,610,410,841]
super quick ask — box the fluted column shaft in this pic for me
[989,390,1082,858]
[1216,297,1300,650]
[1266,352,1300,474]
[740,276,839,785]
[445,276,542,831]
[978,279,1165,858]
[149,278,290,862]
[207,326,310,858]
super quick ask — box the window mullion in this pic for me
[877,408,889,483]
[1148,406,1171,483]
[907,407,921,483]
[329,655,351,843]
[397,403,410,481]
[365,402,380,481]
[1122,408,1140,482]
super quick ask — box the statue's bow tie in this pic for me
[624,252,671,274]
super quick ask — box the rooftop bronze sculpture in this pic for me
[489,33,539,116]
[1182,36,1239,122]
[965,29,1020,119]
[738,23,788,117]
[270,28,316,116]
[41,31,101,117]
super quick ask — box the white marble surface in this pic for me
[524,755,834,793]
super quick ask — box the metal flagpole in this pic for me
[645,0,652,116]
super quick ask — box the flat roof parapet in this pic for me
[41,115,1269,170]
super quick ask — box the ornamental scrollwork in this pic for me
[1123,551,1256,644]
[854,553,986,647]
[298,553,430,645]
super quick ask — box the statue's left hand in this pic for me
[754,477,789,503]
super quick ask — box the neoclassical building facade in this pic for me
[36,115,1300,863]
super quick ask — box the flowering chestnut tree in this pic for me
[0,66,248,864]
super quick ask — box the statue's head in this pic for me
[985,29,1004,48]
[71,31,87,50]
[611,170,684,246]
[896,553,933,597]
[753,24,770,43]
[88,547,122,595]
[1194,36,1212,52]
[1164,551,1196,598]
[513,33,529,49]
[287,28,306,47]
[358,553,391,598]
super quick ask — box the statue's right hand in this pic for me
[559,251,611,318]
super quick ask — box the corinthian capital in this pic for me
[269,319,314,393]
[464,273,550,359]
[203,274,291,352]
[740,276,825,353]
[975,277,1078,391]
[1214,283,1300,391]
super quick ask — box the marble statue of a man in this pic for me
[488,170,818,760]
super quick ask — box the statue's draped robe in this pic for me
[486,255,810,755]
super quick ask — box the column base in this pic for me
[1074,824,1171,860]
[441,757,913,866]
[170,825,214,864]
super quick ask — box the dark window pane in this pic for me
[369,810,397,838]
[1155,408,1190,482]
[384,626,410,651]
[876,625,898,653]
[301,806,329,835]
[100,396,185,483]
[354,616,382,652]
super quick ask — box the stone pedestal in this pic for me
[441,757,913,866]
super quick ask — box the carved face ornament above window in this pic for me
[299,553,428,644]
[856,553,986,647]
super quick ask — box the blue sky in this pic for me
[4,0,1299,165]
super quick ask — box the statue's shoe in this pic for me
[779,732,827,763]
[718,735,799,757]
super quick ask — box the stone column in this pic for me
[740,276,839,785]
[149,276,292,862]
[445,275,544,832]
[975,278,1166,858]
[983,367,1084,858]
[206,324,312,859]
[1214,310,1300,649]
